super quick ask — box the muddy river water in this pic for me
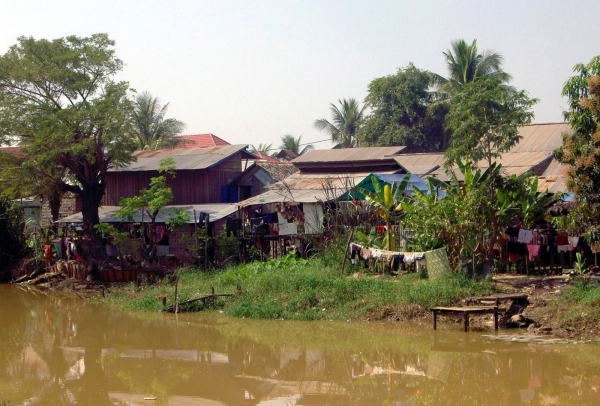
[1,285,599,405]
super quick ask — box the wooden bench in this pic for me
[431,306,505,332]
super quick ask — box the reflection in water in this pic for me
[1,284,599,405]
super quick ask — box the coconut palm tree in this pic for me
[249,143,273,154]
[279,134,314,155]
[433,39,512,96]
[132,91,187,150]
[314,98,366,149]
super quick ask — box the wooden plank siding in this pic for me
[103,154,244,206]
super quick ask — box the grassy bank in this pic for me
[551,282,600,331]
[97,252,494,321]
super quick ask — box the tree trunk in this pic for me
[48,190,62,223]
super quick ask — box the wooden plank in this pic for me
[166,293,233,313]
[464,293,528,306]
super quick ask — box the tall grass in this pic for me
[553,284,600,328]
[98,250,493,321]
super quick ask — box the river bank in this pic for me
[55,252,596,340]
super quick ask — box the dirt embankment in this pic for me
[423,273,600,340]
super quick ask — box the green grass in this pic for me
[97,250,493,321]
[552,283,600,329]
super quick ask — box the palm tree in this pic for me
[434,39,512,95]
[279,134,314,155]
[249,143,273,154]
[431,39,513,150]
[132,91,186,150]
[314,98,366,149]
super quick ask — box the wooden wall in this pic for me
[103,154,244,206]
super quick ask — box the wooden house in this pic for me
[103,145,257,206]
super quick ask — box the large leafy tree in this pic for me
[445,76,537,166]
[444,77,536,271]
[555,56,600,204]
[435,39,512,95]
[314,98,365,149]
[279,134,314,155]
[0,34,136,239]
[132,91,186,150]
[359,64,446,151]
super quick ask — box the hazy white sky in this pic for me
[2,0,599,149]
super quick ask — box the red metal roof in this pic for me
[176,134,231,148]
[252,151,281,163]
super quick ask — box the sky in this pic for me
[2,0,600,150]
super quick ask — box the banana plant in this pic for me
[354,173,412,251]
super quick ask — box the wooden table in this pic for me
[464,293,528,306]
[430,306,505,332]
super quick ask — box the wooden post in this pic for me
[193,210,198,266]
[341,229,355,275]
[173,276,179,314]
[463,312,469,332]
[494,307,499,330]
[433,310,437,330]
[204,214,210,270]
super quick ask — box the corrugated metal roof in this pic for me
[292,146,406,164]
[510,123,571,153]
[483,151,553,168]
[111,145,255,172]
[237,171,395,205]
[55,204,237,224]
[541,158,569,177]
[426,151,554,181]
[394,153,446,175]
[537,177,569,194]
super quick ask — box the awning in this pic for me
[54,204,238,224]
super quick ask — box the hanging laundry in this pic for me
[361,247,372,259]
[43,244,54,261]
[250,217,265,234]
[517,229,534,244]
[557,245,571,253]
[381,252,395,273]
[404,253,415,264]
[156,226,165,241]
[527,245,541,261]
[568,236,580,249]
[505,226,520,238]
[592,242,600,254]
[376,225,385,234]
[277,212,287,224]
[264,213,278,224]
[226,217,243,237]
[555,232,568,246]
[393,254,404,271]
[507,241,527,256]
[196,212,208,229]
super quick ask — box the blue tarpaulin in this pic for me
[339,173,445,200]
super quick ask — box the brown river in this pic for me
[1,285,599,405]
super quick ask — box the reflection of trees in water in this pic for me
[3,286,600,405]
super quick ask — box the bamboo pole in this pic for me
[341,229,354,275]
[173,275,179,314]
